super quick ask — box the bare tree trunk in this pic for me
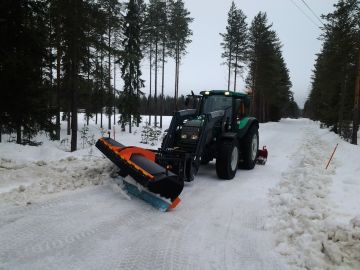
[233,50,238,92]
[251,61,258,117]
[100,37,104,129]
[108,24,112,130]
[129,115,132,133]
[351,49,360,145]
[113,46,116,126]
[86,45,91,126]
[100,107,103,128]
[70,88,78,152]
[174,46,178,111]
[177,51,180,108]
[16,124,21,144]
[148,45,152,125]
[154,41,158,126]
[338,74,347,137]
[67,111,71,135]
[136,71,140,128]
[49,10,53,100]
[55,40,61,140]
[160,42,165,129]
[227,42,232,91]
[70,111,77,151]
[175,43,180,111]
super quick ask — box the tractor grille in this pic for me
[177,126,200,153]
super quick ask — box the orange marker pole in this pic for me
[325,143,338,170]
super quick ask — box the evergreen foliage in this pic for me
[0,0,56,144]
[143,0,168,127]
[0,0,303,149]
[304,0,360,143]
[118,0,144,133]
[220,1,249,92]
[246,12,295,122]
[167,0,193,110]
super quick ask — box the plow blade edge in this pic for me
[96,137,183,208]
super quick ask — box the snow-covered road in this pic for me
[1,119,359,270]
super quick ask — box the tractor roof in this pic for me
[200,90,249,99]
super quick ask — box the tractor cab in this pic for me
[184,90,251,135]
[199,90,251,131]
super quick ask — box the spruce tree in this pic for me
[220,2,248,91]
[0,0,55,144]
[119,0,144,133]
[246,12,294,122]
[306,0,360,141]
[60,0,95,151]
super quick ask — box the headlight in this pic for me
[191,134,199,140]
[181,134,187,139]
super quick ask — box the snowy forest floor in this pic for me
[0,117,359,270]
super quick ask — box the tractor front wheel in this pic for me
[216,139,239,180]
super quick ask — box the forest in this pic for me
[1,0,299,151]
[304,0,360,144]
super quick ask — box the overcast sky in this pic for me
[139,0,337,108]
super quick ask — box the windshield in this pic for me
[201,95,232,114]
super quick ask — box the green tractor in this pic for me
[96,89,268,210]
[157,90,267,182]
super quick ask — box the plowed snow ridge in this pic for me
[269,126,360,270]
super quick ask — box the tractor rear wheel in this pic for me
[216,139,239,180]
[239,125,259,170]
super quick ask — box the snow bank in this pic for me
[269,123,360,270]
[0,156,117,206]
[0,114,171,205]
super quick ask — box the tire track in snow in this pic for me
[114,214,194,270]
[0,187,150,262]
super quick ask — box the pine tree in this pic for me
[167,0,193,110]
[143,0,168,127]
[220,2,248,91]
[97,0,122,130]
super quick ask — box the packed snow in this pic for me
[0,116,359,270]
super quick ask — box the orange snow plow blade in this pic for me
[96,137,183,210]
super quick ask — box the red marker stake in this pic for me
[325,143,338,170]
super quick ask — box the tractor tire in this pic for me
[239,125,259,170]
[216,139,239,180]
